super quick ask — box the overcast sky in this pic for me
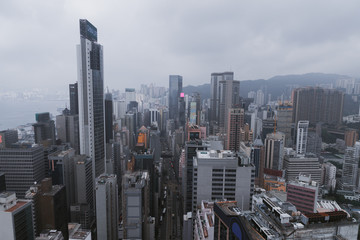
[1,0,360,92]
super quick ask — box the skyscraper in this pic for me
[105,92,113,144]
[25,178,68,239]
[264,132,285,171]
[169,75,183,121]
[56,114,80,153]
[122,171,150,239]
[77,19,105,178]
[341,147,357,191]
[296,120,309,155]
[95,174,118,240]
[69,83,79,115]
[226,108,245,151]
[209,72,240,134]
[292,87,344,125]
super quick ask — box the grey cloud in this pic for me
[1,0,360,93]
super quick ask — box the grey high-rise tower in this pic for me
[169,75,183,122]
[210,72,240,134]
[77,19,105,179]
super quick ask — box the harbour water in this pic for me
[0,100,68,130]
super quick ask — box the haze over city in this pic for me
[3,1,360,240]
[2,0,360,91]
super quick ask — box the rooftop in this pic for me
[5,201,28,213]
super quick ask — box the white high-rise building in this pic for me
[77,19,105,179]
[193,150,254,212]
[342,147,358,191]
[296,120,309,155]
[255,90,264,106]
[322,162,336,191]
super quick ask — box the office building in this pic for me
[214,72,240,134]
[276,102,293,147]
[183,140,210,213]
[283,154,321,183]
[105,92,113,144]
[226,108,244,151]
[0,192,35,240]
[69,83,79,115]
[345,129,358,147]
[77,19,105,178]
[306,131,322,157]
[188,96,200,125]
[264,132,285,171]
[296,120,309,155]
[292,87,344,125]
[95,174,118,240]
[239,123,253,143]
[70,155,93,229]
[149,109,159,126]
[122,171,150,240]
[169,75,183,121]
[0,144,44,198]
[48,148,76,208]
[193,150,255,212]
[114,100,127,120]
[33,112,56,145]
[209,72,234,129]
[322,162,336,191]
[125,88,136,110]
[255,89,265,106]
[0,129,18,148]
[56,114,80,153]
[341,147,358,191]
[251,138,265,186]
[178,92,186,128]
[25,178,68,239]
[287,174,319,213]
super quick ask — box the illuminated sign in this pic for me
[180,92,184,98]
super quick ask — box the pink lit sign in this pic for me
[180,92,184,98]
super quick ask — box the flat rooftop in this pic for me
[5,201,27,213]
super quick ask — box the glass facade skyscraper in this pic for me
[77,19,105,179]
[169,75,183,122]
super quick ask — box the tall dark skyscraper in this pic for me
[169,75,183,122]
[69,83,79,115]
[77,19,105,179]
[105,92,113,144]
[292,87,344,126]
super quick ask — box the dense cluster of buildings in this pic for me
[1,18,360,240]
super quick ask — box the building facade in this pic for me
[77,19,105,179]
